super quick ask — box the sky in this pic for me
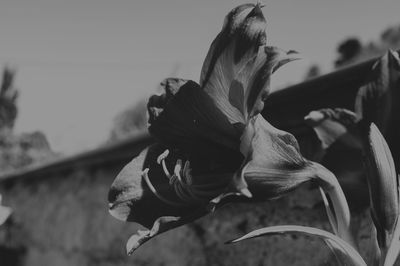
[0,0,399,155]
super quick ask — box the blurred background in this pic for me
[0,0,399,155]
[0,1,400,265]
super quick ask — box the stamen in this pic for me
[141,168,187,207]
[232,163,252,198]
[153,152,223,206]
[161,160,172,179]
[183,161,193,185]
[208,192,241,212]
[157,149,169,164]
[157,150,172,179]
[174,159,183,182]
[169,174,178,185]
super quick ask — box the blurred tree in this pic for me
[334,38,362,68]
[334,24,400,69]
[108,99,147,142]
[0,68,18,130]
[0,68,58,174]
[381,25,400,48]
[303,64,321,80]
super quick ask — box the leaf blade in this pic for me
[227,225,366,266]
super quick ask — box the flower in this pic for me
[303,108,369,208]
[108,3,354,255]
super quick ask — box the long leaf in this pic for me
[226,225,366,266]
[319,187,339,235]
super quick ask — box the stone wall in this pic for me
[0,160,377,266]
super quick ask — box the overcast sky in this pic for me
[1,0,399,154]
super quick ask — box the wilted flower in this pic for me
[108,3,354,255]
[303,108,369,207]
[304,108,361,152]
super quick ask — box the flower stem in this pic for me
[313,163,357,249]
[383,216,400,266]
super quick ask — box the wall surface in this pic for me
[0,160,377,266]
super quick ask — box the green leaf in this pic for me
[226,225,366,266]
[319,187,338,235]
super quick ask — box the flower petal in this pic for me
[209,46,299,124]
[108,145,195,227]
[247,47,300,118]
[108,144,240,253]
[200,3,265,87]
[237,115,355,246]
[304,108,362,150]
[148,79,243,158]
[200,3,275,124]
[125,214,206,255]
[304,108,368,209]
[147,77,189,124]
[237,114,313,199]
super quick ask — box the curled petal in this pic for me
[108,145,193,227]
[200,3,266,125]
[200,3,266,88]
[148,78,189,124]
[304,108,368,209]
[304,108,361,150]
[236,114,317,199]
[246,47,301,118]
[239,114,308,198]
[200,3,300,124]
[125,215,204,255]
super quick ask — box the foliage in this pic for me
[0,68,58,174]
